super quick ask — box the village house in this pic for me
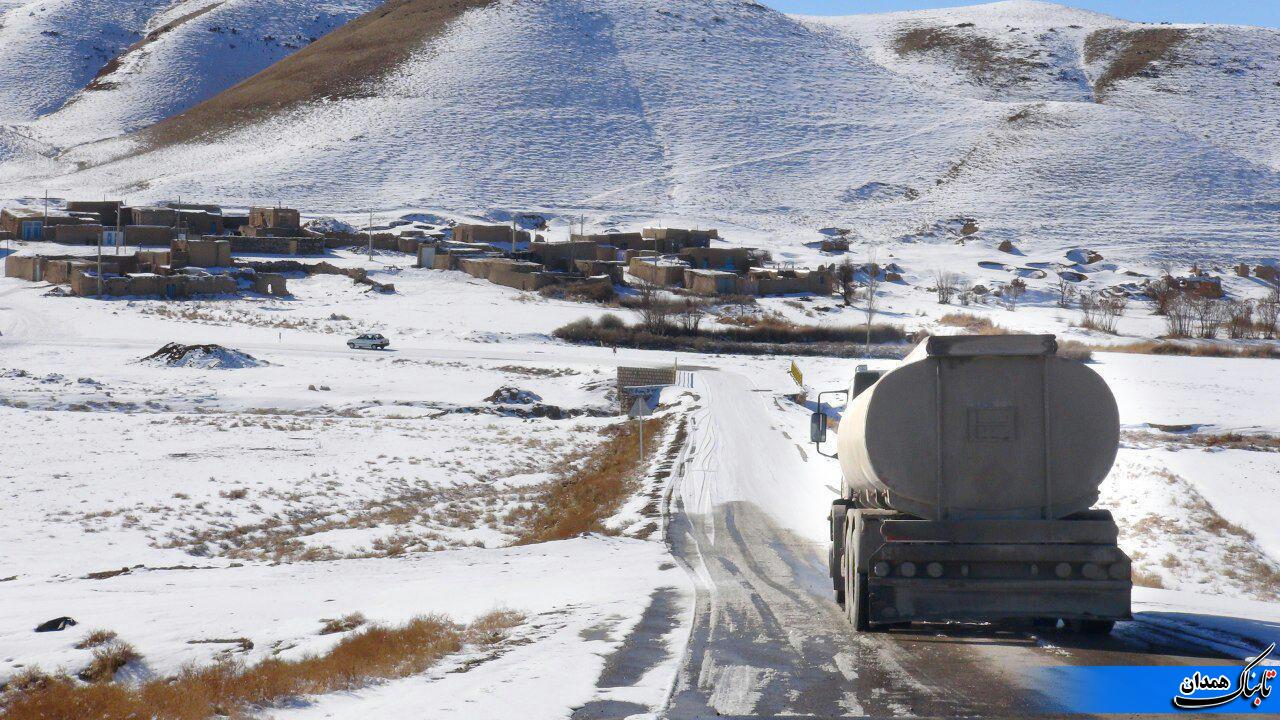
[677,246,755,272]
[684,268,748,296]
[245,206,304,237]
[171,238,232,268]
[452,223,531,247]
[0,208,94,241]
[628,255,688,287]
[748,266,835,295]
[66,200,124,228]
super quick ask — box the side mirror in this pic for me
[810,411,828,444]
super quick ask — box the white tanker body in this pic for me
[812,334,1131,632]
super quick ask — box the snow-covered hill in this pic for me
[2,0,1278,266]
[0,0,378,149]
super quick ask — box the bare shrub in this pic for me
[938,312,1003,334]
[1190,296,1226,339]
[1165,295,1194,337]
[1053,276,1077,308]
[1000,278,1026,311]
[75,629,119,650]
[3,612,521,720]
[1100,340,1280,359]
[1145,276,1179,315]
[1226,300,1255,339]
[318,613,367,635]
[78,642,141,683]
[933,269,960,304]
[676,297,706,334]
[1080,291,1126,333]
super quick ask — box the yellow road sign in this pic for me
[789,360,803,387]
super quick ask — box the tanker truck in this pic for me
[810,334,1130,633]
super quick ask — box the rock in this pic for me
[997,240,1016,254]
[485,387,542,405]
[140,343,265,369]
[34,617,78,632]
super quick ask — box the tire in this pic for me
[843,519,870,631]
[347,343,356,349]
[1068,619,1115,635]
[831,546,845,606]
[849,572,870,631]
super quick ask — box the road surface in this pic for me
[654,369,1234,718]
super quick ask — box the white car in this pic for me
[347,333,389,350]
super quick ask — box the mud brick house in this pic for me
[748,266,835,296]
[47,223,104,245]
[0,208,93,241]
[125,225,176,246]
[130,206,179,227]
[640,227,717,251]
[528,240,601,271]
[677,246,754,272]
[246,206,303,237]
[628,256,688,287]
[452,223,530,247]
[66,200,124,227]
[171,238,232,268]
[684,268,748,296]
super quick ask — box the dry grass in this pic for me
[2,611,521,720]
[1097,340,1280,359]
[146,0,495,148]
[318,613,367,635]
[893,26,1040,85]
[74,629,119,650]
[515,417,669,544]
[1085,27,1189,98]
[77,642,141,683]
[935,313,1093,361]
[1125,429,1280,453]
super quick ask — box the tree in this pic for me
[863,252,881,356]
[635,282,674,335]
[1257,288,1280,340]
[837,257,857,307]
[933,269,960,304]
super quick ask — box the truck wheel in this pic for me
[849,572,870,631]
[1067,619,1115,635]
[831,546,845,606]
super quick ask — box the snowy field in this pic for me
[2,240,1278,716]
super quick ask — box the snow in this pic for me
[0,0,1275,269]
[0,0,1278,713]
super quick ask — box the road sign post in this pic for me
[628,396,649,460]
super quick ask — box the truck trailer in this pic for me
[811,334,1131,633]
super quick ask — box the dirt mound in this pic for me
[141,343,265,369]
[144,0,495,148]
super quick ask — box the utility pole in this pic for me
[96,228,103,296]
[43,189,49,241]
[510,216,516,255]
[367,210,374,261]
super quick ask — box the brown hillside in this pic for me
[1085,27,1190,99]
[143,0,494,148]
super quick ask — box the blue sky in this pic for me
[762,0,1279,27]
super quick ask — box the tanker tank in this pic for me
[835,333,1119,522]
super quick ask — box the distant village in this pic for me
[1,199,835,301]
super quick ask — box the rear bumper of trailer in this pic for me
[867,576,1132,625]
